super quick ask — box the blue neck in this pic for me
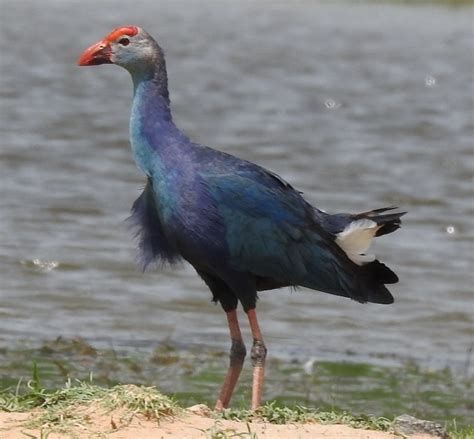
[129,64,183,176]
[131,59,170,106]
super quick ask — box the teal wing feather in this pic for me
[203,170,362,300]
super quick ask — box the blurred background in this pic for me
[0,0,472,422]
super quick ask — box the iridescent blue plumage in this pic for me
[132,107,399,301]
[122,31,405,310]
[78,25,405,409]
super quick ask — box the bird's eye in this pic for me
[118,37,130,46]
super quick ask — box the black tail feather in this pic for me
[361,259,399,285]
[354,206,399,216]
[367,284,394,305]
[354,206,406,237]
[315,206,405,305]
[359,259,398,304]
[354,208,404,304]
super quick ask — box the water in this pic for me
[0,1,472,374]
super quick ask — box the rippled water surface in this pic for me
[1,1,472,374]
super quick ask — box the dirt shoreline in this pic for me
[0,408,440,439]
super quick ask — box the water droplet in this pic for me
[324,98,340,110]
[425,75,436,87]
[446,225,455,235]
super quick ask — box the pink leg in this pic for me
[215,309,246,410]
[247,308,267,410]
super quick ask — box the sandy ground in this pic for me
[0,407,439,439]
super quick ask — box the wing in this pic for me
[202,167,364,301]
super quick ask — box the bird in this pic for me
[77,26,405,411]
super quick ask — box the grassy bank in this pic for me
[1,378,390,433]
[0,380,472,438]
[0,337,472,436]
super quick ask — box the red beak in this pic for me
[77,40,112,66]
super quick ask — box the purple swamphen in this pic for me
[77,26,405,410]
